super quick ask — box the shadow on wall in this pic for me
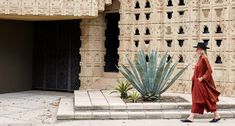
[0,20,33,93]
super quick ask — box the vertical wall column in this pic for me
[79,14,106,89]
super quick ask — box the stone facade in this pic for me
[0,0,112,18]
[0,0,235,96]
[117,0,235,96]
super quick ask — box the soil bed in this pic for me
[123,96,188,103]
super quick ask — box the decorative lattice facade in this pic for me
[117,0,235,96]
[78,0,235,97]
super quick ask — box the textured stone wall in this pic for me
[118,0,235,96]
[0,0,112,18]
[79,13,106,89]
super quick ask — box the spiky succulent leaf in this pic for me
[118,49,189,101]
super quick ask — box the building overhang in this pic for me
[0,0,112,21]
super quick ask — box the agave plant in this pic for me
[118,49,189,101]
[110,80,133,99]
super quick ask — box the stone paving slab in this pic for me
[75,111,92,120]
[110,112,128,119]
[56,97,74,120]
[88,90,109,110]
[163,111,181,119]
[74,90,92,110]
[73,90,235,111]
[127,111,146,119]
[92,111,110,119]
[101,90,126,110]
[146,111,164,119]
[143,103,161,110]
[126,103,144,110]
[0,91,71,125]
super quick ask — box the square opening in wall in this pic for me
[179,0,185,6]
[145,13,151,20]
[178,55,184,63]
[178,11,184,15]
[216,39,222,47]
[203,39,209,46]
[144,40,150,44]
[203,26,209,34]
[216,25,223,33]
[167,0,173,6]
[178,40,184,47]
[135,1,140,9]
[215,55,222,64]
[166,40,172,47]
[167,12,173,19]
[135,13,140,21]
[134,40,139,47]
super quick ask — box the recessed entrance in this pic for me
[104,13,120,72]
[33,20,81,91]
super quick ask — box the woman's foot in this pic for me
[181,119,193,123]
[210,111,221,123]
[181,114,194,123]
[209,117,221,123]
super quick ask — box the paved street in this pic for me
[0,91,235,126]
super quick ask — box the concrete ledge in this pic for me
[92,111,110,119]
[75,111,93,120]
[110,111,128,119]
[163,111,181,119]
[128,111,146,119]
[143,103,161,110]
[57,90,235,120]
[57,97,75,120]
[146,111,164,119]
[160,103,178,110]
[126,103,144,110]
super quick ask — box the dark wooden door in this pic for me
[33,20,81,91]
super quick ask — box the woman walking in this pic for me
[181,42,221,123]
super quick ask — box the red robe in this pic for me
[191,55,220,114]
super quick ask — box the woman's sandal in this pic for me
[209,118,221,123]
[181,119,193,123]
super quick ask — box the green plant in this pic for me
[128,91,140,103]
[110,80,133,99]
[118,49,189,101]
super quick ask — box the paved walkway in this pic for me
[0,90,235,125]
[56,119,235,126]
[0,90,72,125]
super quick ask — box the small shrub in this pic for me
[110,80,133,99]
[128,91,140,103]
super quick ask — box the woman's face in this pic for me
[196,48,203,55]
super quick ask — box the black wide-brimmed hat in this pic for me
[193,42,210,49]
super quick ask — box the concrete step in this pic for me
[74,90,235,111]
[57,97,74,120]
[59,109,235,120]
[57,90,235,120]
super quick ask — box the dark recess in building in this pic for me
[104,13,120,72]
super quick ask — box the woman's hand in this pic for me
[198,77,203,82]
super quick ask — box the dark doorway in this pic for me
[104,13,120,72]
[33,20,81,91]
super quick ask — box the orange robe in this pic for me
[191,55,220,114]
